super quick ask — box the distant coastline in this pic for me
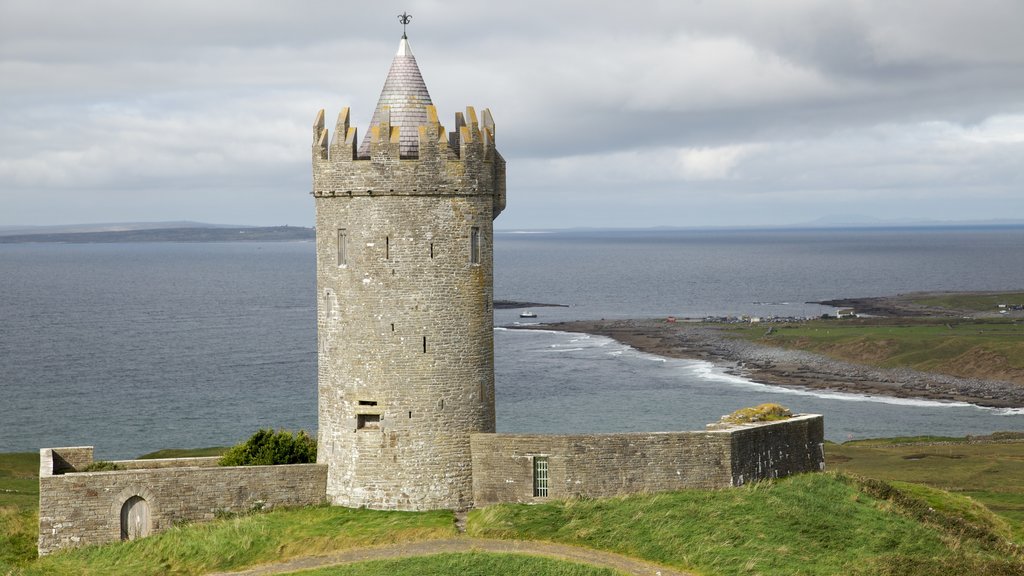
[512,311,1024,409]
[0,226,314,244]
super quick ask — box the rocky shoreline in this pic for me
[511,319,1024,409]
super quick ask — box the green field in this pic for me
[0,453,39,568]
[910,292,1024,312]
[729,318,1024,383]
[827,436,1024,538]
[136,447,228,459]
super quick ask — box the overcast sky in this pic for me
[1,0,1022,229]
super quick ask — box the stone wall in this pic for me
[728,414,826,486]
[470,415,824,506]
[38,447,327,556]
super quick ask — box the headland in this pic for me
[511,291,1024,409]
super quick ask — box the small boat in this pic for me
[519,310,537,318]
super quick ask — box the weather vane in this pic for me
[398,12,412,39]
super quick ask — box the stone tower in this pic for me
[311,34,505,510]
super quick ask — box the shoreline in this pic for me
[510,319,1024,409]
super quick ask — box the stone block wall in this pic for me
[728,414,826,485]
[38,447,327,556]
[470,415,824,506]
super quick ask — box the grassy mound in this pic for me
[280,552,624,576]
[827,436,1024,538]
[467,473,1024,576]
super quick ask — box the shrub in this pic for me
[80,461,122,472]
[719,403,793,425]
[218,429,317,466]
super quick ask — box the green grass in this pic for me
[827,437,1024,541]
[0,453,37,510]
[136,447,228,459]
[279,552,624,576]
[911,292,1024,312]
[0,453,39,568]
[467,473,1024,576]
[12,506,455,576]
[728,318,1024,382]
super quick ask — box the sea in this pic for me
[2,226,1023,459]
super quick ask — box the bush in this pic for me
[218,429,317,466]
[80,461,122,472]
[719,403,793,425]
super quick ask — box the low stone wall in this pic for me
[470,414,824,506]
[38,447,328,556]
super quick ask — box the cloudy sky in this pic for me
[1,0,1022,229]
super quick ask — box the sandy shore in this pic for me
[511,319,1024,409]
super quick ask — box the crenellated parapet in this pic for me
[311,105,505,218]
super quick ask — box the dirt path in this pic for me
[207,537,693,576]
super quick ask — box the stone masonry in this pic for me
[38,447,327,555]
[470,415,825,506]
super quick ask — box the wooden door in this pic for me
[120,496,150,541]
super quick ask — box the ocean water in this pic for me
[2,227,1023,459]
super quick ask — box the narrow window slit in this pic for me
[422,336,427,353]
[337,229,347,266]
[470,227,480,264]
[358,400,377,406]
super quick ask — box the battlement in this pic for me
[311,104,505,217]
[312,105,497,165]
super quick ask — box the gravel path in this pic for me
[207,537,692,576]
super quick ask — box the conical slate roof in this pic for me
[358,36,434,158]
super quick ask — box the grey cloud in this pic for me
[0,0,1021,228]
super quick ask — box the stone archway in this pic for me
[120,495,150,541]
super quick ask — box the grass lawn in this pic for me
[468,472,1024,576]
[0,453,39,568]
[727,317,1024,382]
[278,552,624,576]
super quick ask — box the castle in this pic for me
[37,32,824,555]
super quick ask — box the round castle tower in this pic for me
[311,35,506,510]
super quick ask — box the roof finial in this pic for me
[398,12,411,39]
